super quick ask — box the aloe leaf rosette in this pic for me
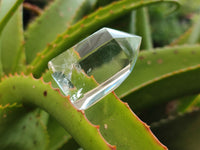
[2,0,200,149]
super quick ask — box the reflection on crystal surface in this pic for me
[48,28,141,110]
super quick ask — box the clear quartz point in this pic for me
[48,28,141,110]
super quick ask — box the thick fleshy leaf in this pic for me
[0,74,115,150]
[86,93,167,150]
[0,0,23,34]
[0,72,168,149]
[0,0,24,76]
[25,0,93,63]
[1,6,25,74]
[115,45,200,111]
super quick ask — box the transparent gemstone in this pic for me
[48,28,141,110]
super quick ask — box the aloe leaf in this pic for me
[1,6,25,74]
[126,64,200,111]
[0,107,49,150]
[0,74,114,150]
[0,0,23,34]
[135,7,153,50]
[0,73,168,149]
[86,93,167,150]
[27,0,179,77]
[116,45,200,97]
[0,0,24,76]
[115,45,200,111]
[152,110,200,150]
[24,0,92,63]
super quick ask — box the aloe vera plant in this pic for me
[0,0,200,149]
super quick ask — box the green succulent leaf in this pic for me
[1,0,200,149]
[0,74,114,150]
[0,0,24,77]
[0,0,23,34]
[0,72,168,150]
[1,6,25,74]
[25,0,93,63]
[86,93,167,150]
[116,45,200,111]
[126,65,200,111]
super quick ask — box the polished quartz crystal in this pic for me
[48,28,141,110]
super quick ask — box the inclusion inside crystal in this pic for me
[48,28,141,110]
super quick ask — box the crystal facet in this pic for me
[48,28,141,110]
